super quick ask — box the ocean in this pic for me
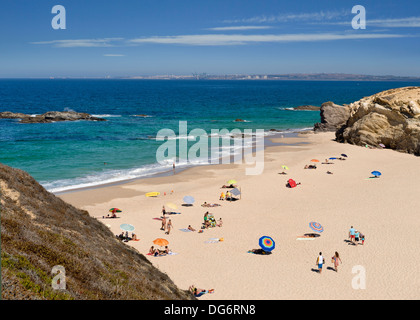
[0,79,417,192]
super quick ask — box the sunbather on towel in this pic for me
[189,285,214,297]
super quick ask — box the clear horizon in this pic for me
[1,0,420,78]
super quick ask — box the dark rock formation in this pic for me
[293,105,320,111]
[313,101,351,132]
[0,111,106,123]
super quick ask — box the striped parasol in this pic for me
[309,222,324,233]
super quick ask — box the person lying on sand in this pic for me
[278,171,287,175]
[217,218,223,227]
[327,171,333,174]
[221,184,236,188]
[187,225,196,231]
[189,285,214,297]
[247,249,271,255]
[304,165,317,169]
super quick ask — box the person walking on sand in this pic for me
[331,252,342,272]
[165,219,173,235]
[349,226,356,244]
[173,162,175,174]
[316,252,324,274]
[161,215,167,231]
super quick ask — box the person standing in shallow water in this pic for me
[173,162,175,174]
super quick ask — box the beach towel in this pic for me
[201,203,221,207]
[296,237,316,241]
[153,217,163,221]
[168,212,181,215]
[179,228,192,232]
[204,238,223,243]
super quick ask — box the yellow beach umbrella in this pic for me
[281,165,289,170]
[166,202,178,211]
[227,179,237,185]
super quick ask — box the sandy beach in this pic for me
[59,131,420,300]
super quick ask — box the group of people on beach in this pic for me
[315,251,342,273]
[149,245,171,257]
[203,211,223,229]
[116,231,138,242]
[348,226,365,245]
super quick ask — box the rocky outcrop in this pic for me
[293,105,320,111]
[0,111,106,123]
[313,101,351,132]
[0,111,31,119]
[335,86,420,155]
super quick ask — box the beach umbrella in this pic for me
[309,222,324,233]
[288,179,297,188]
[371,171,382,177]
[166,202,178,210]
[227,179,237,185]
[120,224,135,232]
[259,236,275,252]
[230,188,241,196]
[281,165,289,170]
[311,159,320,162]
[153,238,169,247]
[329,157,337,160]
[183,195,195,204]
[109,208,122,213]
[341,154,348,157]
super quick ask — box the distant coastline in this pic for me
[2,73,420,81]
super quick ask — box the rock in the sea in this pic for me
[1,111,106,123]
[0,111,31,119]
[313,101,351,132]
[294,105,320,111]
[335,86,420,155]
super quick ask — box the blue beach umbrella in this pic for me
[309,222,324,233]
[183,195,195,204]
[329,157,337,160]
[259,236,275,252]
[120,224,135,232]
[371,171,382,177]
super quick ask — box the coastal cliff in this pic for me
[0,163,194,300]
[315,86,420,156]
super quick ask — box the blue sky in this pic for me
[1,0,420,77]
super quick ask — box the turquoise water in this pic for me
[0,79,417,192]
